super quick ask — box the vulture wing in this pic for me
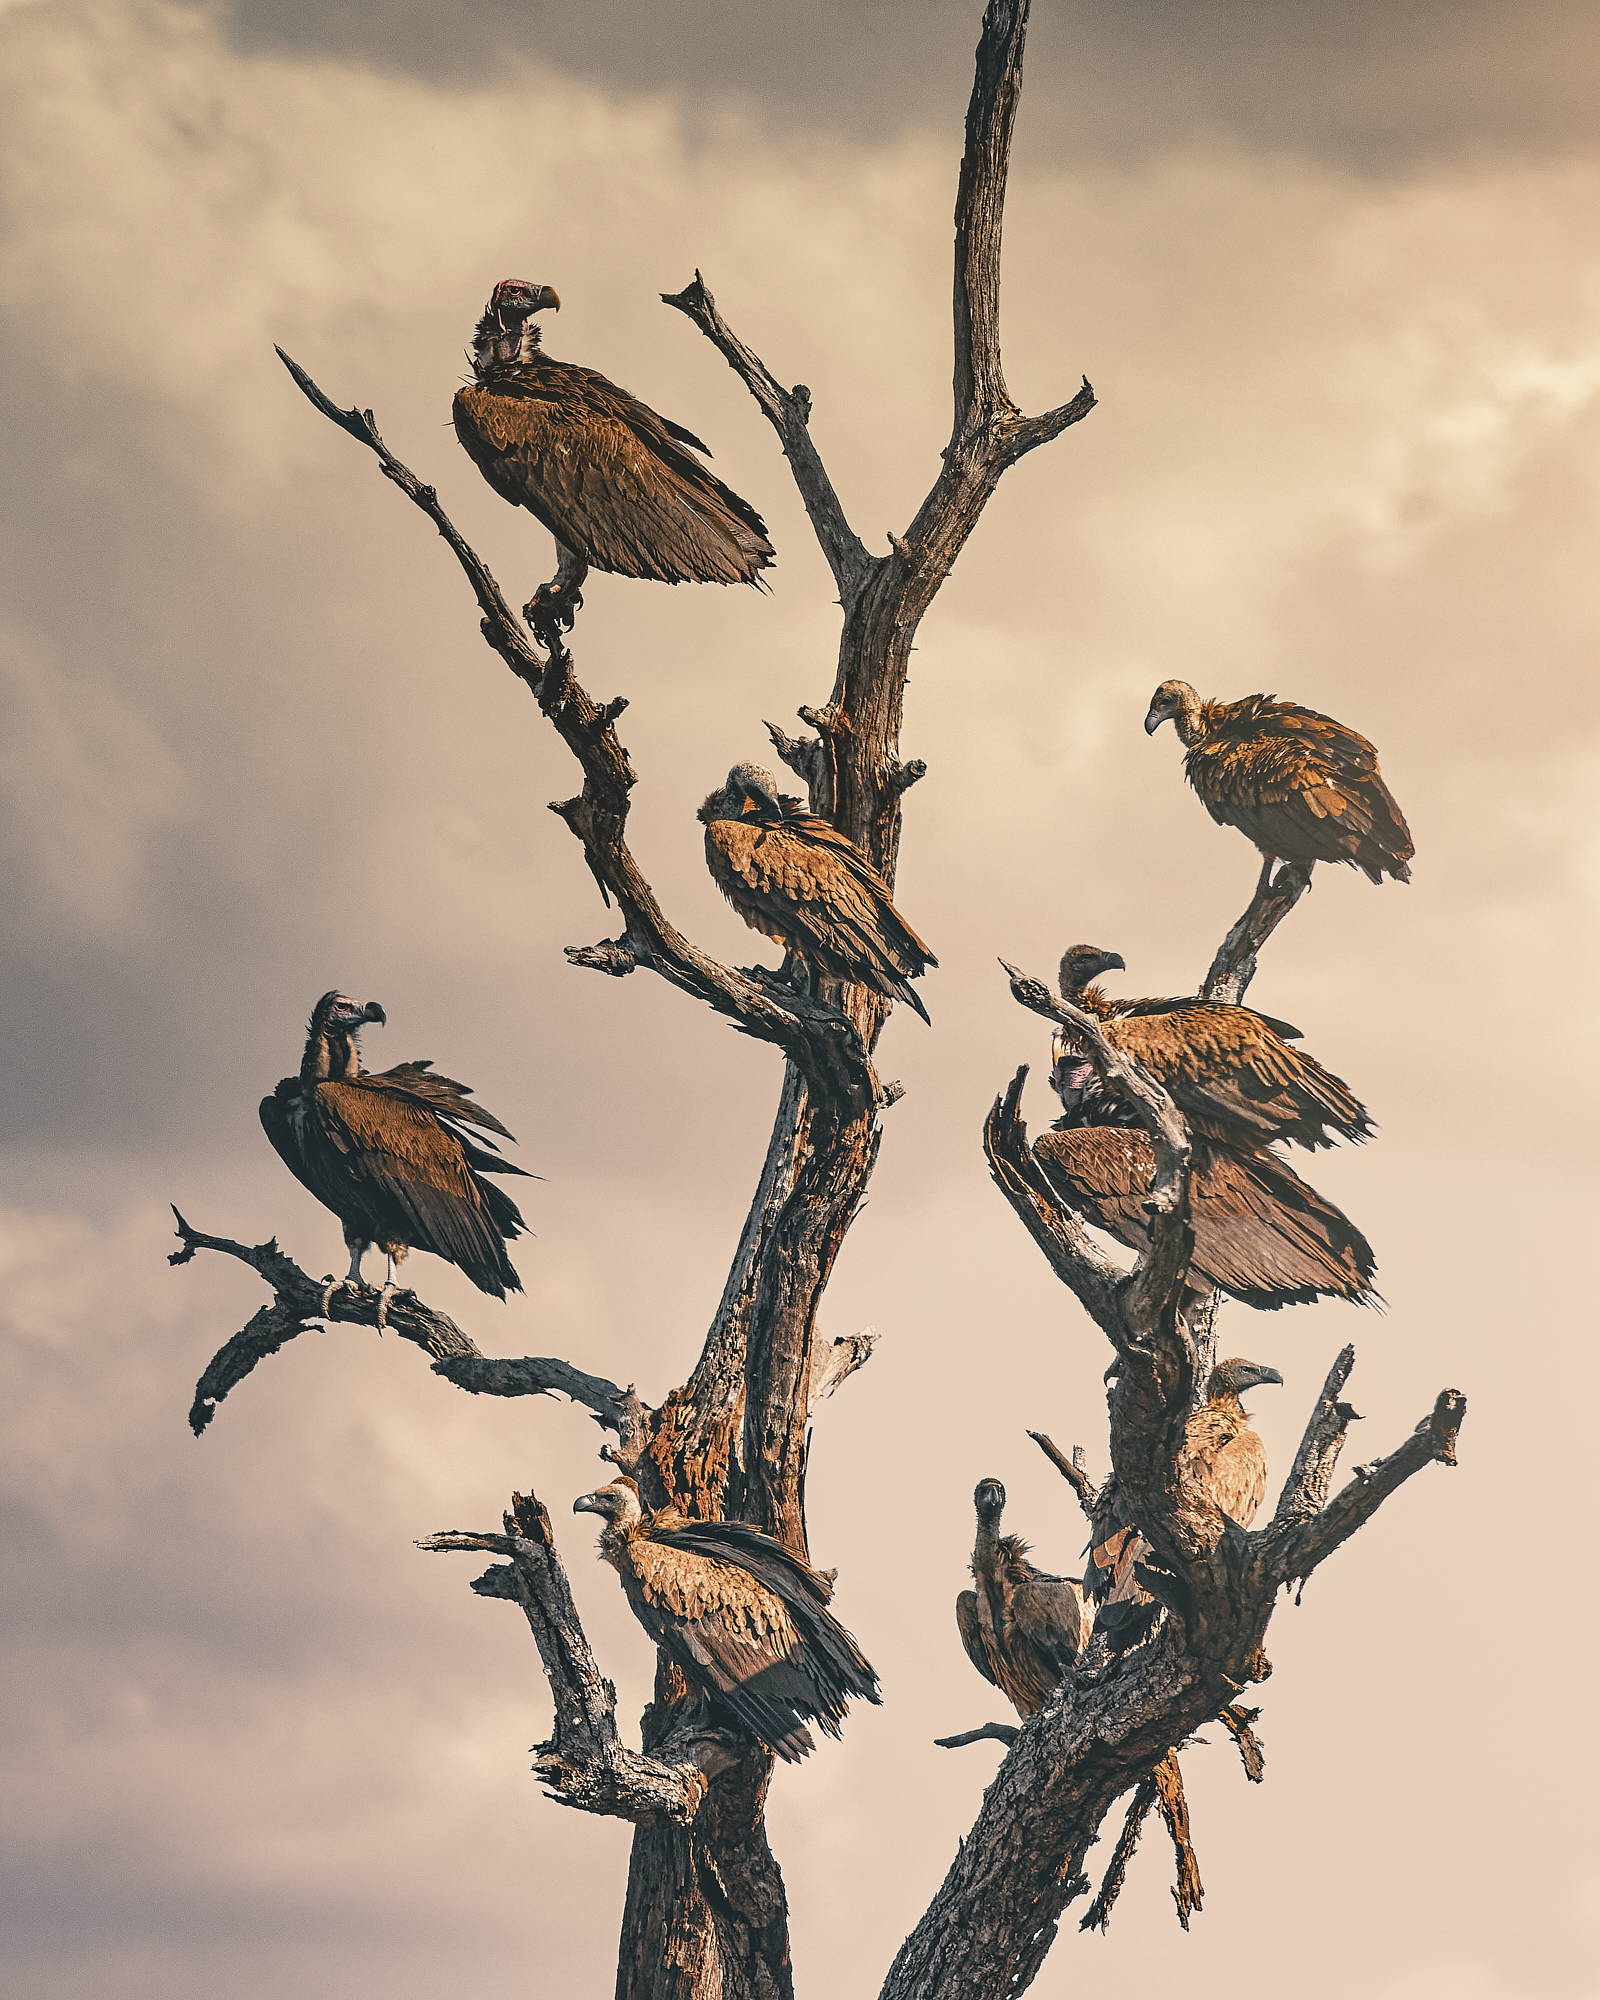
[454,361,774,585]
[1182,1414,1269,1528]
[1188,695,1414,882]
[705,810,937,1021]
[1033,1127,1378,1310]
[955,1589,1003,1691]
[310,1076,526,1297]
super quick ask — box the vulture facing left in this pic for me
[700,762,937,1021]
[453,279,775,637]
[1087,1358,1283,1652]
[260,991,530,1312]
[957,1480,1088,1717]
[573,1478,880,1763]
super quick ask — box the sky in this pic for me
[1,1,1597,1995]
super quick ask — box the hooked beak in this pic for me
[1143,709,1165,736]
[572,1493,604,1515]
[536,285,561,313]
[361,1001,386,1027]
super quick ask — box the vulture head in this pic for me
[1049,1033,1099,1111]
[698,761,786,824]
[473,279,562,368]
[972,1478,1007,1525]
[573,1475,646,1537]
[1208,1357,1285,1403]
[1144,679,1204,743]
[310,991,386,1034]
[1058,943,1126,1001]
[301,992,385,1084]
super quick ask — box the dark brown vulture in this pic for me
[572,1478,880,1763]
[956,1480,1087,1717]
[700,763,937,1022]
[1034,1122,1377,1310]
[453,279,775,636]
[1086,1358,1283,1652]
[1055,943,1371,1152]
[1144,679,1414,885]
[260,991,529,1312]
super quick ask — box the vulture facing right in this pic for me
[956,1479,1088,1716]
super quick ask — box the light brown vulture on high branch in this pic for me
[700,763,938,1022]
[572,1478,880,1763]
[957,1479,1088,1716]
[1086,1358,1283,1653]
[1144,680,1414,886]
[1055,944,1371,1153]
[453,279,774,640]
[260,991,530,1315]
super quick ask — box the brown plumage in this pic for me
[453,279,774,624]
[1145,680,1413,884]
[260,991,529,1302]
[1034,1122,1377,1310]
[700,762,937,1022]
[1086,1359,1282,1652]
[956,1479,1087,1717]
[572,1478,879,1763]
[1056,944,1371,1152]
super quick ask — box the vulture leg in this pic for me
[523,544,589,652]
[320,1236,370,1317]
[374,1250,404,1332]
[1253,850,1277,899]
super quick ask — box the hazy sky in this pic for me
[2,2,1597,1996]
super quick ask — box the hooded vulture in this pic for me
[1034,1120,1377,1310]
[1055,944,1371,1153]
[260,991,529,1309]
[572,1477,880,1763]
[700,763,937,1022]
[453,279,775,633]
[1086,1358,1283,1651]
[957,1480,1088,1716]
[1144,680,1414,885]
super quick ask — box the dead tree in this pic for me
[172,5,1463,1996]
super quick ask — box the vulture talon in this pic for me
[319,1274,362,1320]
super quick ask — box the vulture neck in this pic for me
[1171,689,1212,747]
[471,315,544,382]
[300,1025,362,1086]
[973,1513,1004,1572]
[1068,982,1113,1018]
[597,1518,646,1571]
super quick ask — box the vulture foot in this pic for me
[524,550,589,657]
[319,1274,364,1319]
[375,1280,400,1332]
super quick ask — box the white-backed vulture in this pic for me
[1086,1359,1283,1652]
[572,1478,879,1763]
[1144,680,1414,884]
[700,763,937,1022]
[453,280,774,632]
[1056,943,1371,1152]
[260,991,529,1306]
[956,1479,1088,1716]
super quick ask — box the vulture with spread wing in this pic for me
[1055,943,1371,1152]
[1087,1358,1283,1652]
[1034,1120,1377,1310]
[573,1478,879,1763]
[957,1479,1087,1716]
[1144,680,1413,885]
[260,991,529,1310]
[700,762,937,1022]
[453,279,774,638]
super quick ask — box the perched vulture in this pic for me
[261,991,529,1306]
[1144,680,1413,884]
[572,1478,880,1763]
[956,1480,1088,1717]
[1055,944,1371,1152]
[1034,1122,1377,1310]
[1086,1358,1283,1651]
[700,763,937,1022]
[453,279,774,630]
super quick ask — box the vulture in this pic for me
[956,1479,1088,1716]
[1033,1122,1377,1310]
[572,1477,880,1763]
[1144,680,1413,885]
[260,991,529,1309]
[1055,944,1371,1152]
[453,279,775,633]
[700,762,937,1022]
[1086,1358,1283,1652]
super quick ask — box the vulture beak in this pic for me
[1099,952,1127,976]
[1250,1365,1285,1389]
[1143,709,1163,735]
[572,1492,607,1515]
[361,1001,386,1027]
[536,285,561,313]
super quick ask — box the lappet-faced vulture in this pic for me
[1144,680,1414,885]
[453,280,775,638]
[700,763,937,1022]
[957,1480,1088,1717]
[260,991,529,1312]
[1055,944,1371,1152]
[572,1478,880,1763]
[1086,1358,1283,1652]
